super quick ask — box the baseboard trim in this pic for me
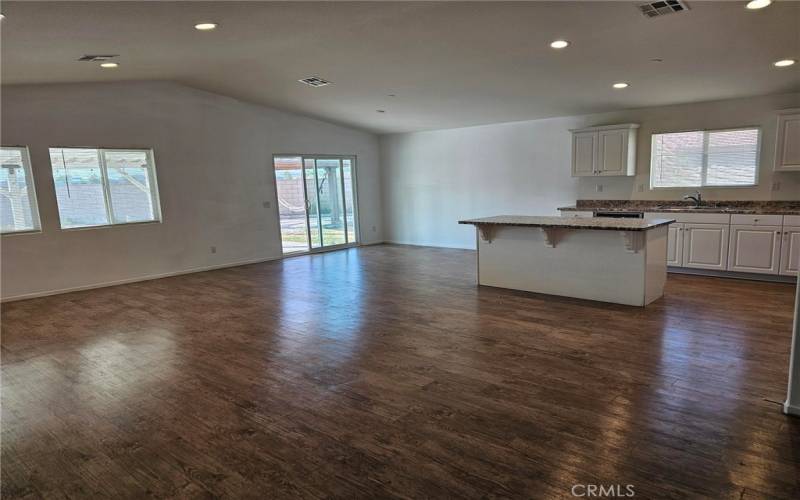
[1,255,283,303]
[668,267,797,283]
[783,402,800,417]
[383,240,475,251]
[2,243,388,303]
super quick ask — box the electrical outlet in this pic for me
[772,181,781,191]
[263,201,271,208]
[371,226,376,232]
[210,246,217,254]
[637,183,645,193]
[596,184,603,193]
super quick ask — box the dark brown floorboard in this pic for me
[2,244,799,498]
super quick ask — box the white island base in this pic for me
[461,217,672,307]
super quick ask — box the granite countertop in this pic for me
[459,215,675,231]
[558,200,800,215]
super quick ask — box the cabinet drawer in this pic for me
[783,215,800,226]
[730,214,783,226]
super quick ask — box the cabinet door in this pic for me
[780,226,800,276]
[775,113,800,171]
[682,223,729,270]
[727,225,781,274]
[597,128,628,176]
[666,223,683,266]
[572,131,597,177]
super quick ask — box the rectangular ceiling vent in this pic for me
[638,0,689,18]
[77,54,119,62]
[298,76,331,87]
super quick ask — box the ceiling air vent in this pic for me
[77,54,119,62]
[638,0,689,18]
[298,76,331,87]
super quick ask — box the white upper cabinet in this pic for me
[774,109,800,171]
[571,124,638,177]
[572,131,597,176]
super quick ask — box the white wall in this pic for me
[0,81,382,300]
[381,92,800,249]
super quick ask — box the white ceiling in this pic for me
[1,1,798,134]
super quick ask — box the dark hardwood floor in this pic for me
[2,244,799,499]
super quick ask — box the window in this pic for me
[0,146,41,234]
[650,128,760,188]
[49,148,161,229]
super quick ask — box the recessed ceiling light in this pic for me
[613,82,629,89]
[746,0,772,10]
[100,62,119,69]
[194,22,217,31]
[550,40,570,49]
[774,59,796,67]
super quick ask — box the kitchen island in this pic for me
[459,215,675,306]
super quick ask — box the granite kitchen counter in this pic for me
[558,200,800,215]
[460,215,672,306]
[459,215,675,231]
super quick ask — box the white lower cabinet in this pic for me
[727,225,782,274]
[666,223,683,266]
[781,227,800,276]
[637,212,798,278]
[682,223,729,271]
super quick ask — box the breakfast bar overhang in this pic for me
[459,216,676,306]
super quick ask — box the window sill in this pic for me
[1,229,43,237]
[649,184,759,190]
[60,220,163,232]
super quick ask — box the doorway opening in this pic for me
[273,155,358,255]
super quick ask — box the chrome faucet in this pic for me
[683,190,703,207]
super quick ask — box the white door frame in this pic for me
[785,277,800,416]
[271,154,361,257]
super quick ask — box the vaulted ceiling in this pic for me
[2,1,798,133]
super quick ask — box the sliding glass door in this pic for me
[274,155,358,254]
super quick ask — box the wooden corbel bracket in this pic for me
[621,231,644,253]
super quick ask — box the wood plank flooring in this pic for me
[2,244,799,499]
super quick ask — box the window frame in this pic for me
[0,145,42,235]
[49,147,163,230]
[649,126,762,190]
